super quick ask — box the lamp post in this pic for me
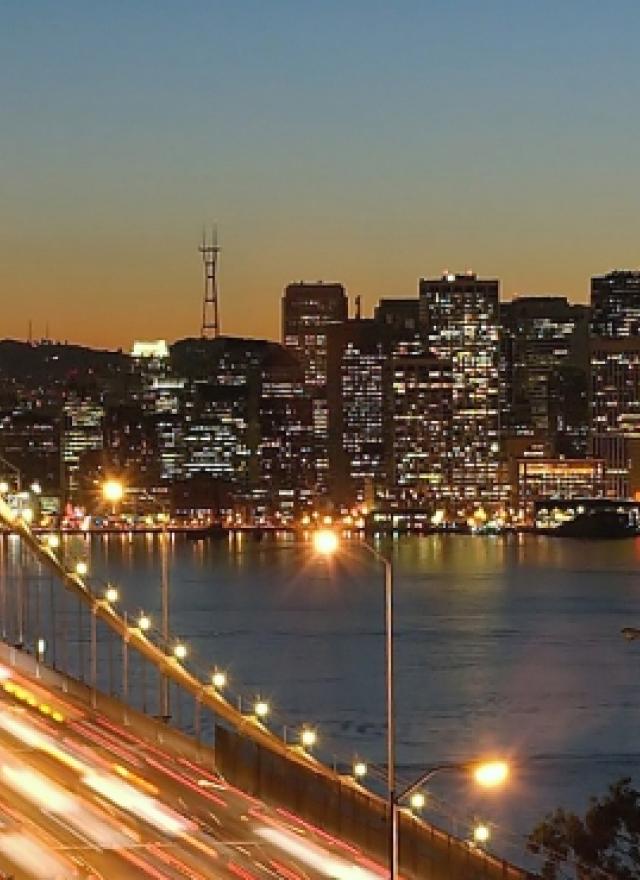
[313,529,396,879]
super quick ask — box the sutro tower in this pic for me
[199,226,221,338]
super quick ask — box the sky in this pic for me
[2,1,640,348]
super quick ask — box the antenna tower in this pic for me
[199,226,221,338]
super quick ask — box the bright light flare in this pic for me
[45,533,60,549]
[75,560,88,576]
[254,700,269,718]
[212,670,227,689]
[105,585,119,604]
[174,643,187,661]
[410,791,426,811]
[473,823,490,844]
[300,728,317,748]
[313,529,339,556]
[473,760,509,788]
[353,761,367,778]
[138,614,151,631]
[102,479,124,504]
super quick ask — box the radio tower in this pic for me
[199,226,221,338]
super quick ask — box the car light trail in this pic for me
[0,831,75,879]
[83,772,195,836]
[256,827,379,880]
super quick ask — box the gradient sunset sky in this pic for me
[2,1,640,348]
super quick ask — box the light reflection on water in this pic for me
[5,532,640,865]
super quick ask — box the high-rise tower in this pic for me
[199,228,220,338]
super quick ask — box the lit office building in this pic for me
[258,347,314,515]
[501,296,589,457]
[419,272,502,507]
[391,344,453,506]
[516,457,605,522]
[282,282,348,495]
[62,398,104,499]
[327,319,391,506]
[591,270,640,338]
[0,409,61,491]
[590,338,640,497]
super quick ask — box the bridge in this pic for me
[0,498,533,880]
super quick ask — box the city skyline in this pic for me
[4,2,640,347]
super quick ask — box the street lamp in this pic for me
[104,586,119,605]
[300,727,317,749]
[254,699,269,719]
[75,561,88,577]
[212,670,227,689]
[174,643,187,661]
[353,760,368,779]
[138,613,151,632]
[313,528,396,878]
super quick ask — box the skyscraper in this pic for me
[591,270,640,338]
[327,319,392,506]
[419,272,502,509]
[501,296,589,456]
[590,270,640,496]
[282,282,348,496]
[391,340,453,507]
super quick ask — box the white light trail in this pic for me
[0,832,74,879]
[83,772,194,836]
[256,827,379,880]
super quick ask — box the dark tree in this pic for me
[527,778,640,879]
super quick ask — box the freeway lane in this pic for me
[0,663,386,880]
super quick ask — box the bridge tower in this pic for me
[199,226,221,338]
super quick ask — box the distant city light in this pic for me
[102,479,124,504]
[313,529,338,556]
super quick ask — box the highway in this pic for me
[0,662,386,880]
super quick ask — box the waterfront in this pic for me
[6,531,640,866]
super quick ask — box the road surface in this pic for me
[0,661,385,880]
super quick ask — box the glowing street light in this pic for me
[36,638,46,660]
[104,586,119,604]
[75,561,88,577]
[473,760,509,788]
[138,614,151,632]
[212,670,227,689]
[473,823,490,845]
[102,479,124,505]
[353,761,368,779]
[409,792,426,811]
[45,534,60,550]
[300,728,317,749]
[312,529,339,556]
[173,643,187,661]
[254,699,269,719]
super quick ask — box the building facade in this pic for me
[282,282,348,497]
[419,272,503,509]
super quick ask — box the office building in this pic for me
[591,270,640,338]
[516,457,605,522]
[501,296,589,456]
[419,272,502,508]
[391,342,453,506]
[282,282,348,496]
[327,319,392,506]
[590,337,640,497]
